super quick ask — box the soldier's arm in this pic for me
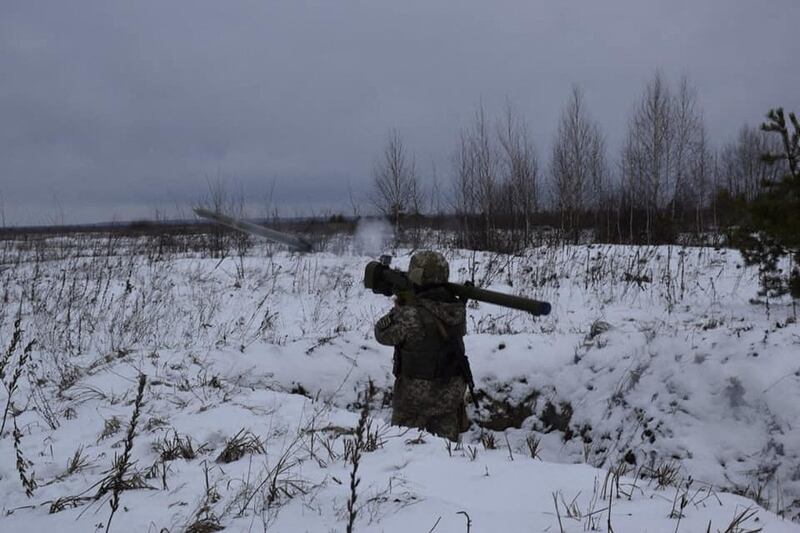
[374,306,417,346]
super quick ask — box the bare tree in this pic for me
[198,176,248,259]
[261,179,279,225]
[451,101,539,250]
[688,124,715,234]
[622,72,672,230]
[346,179,361,219]
[371,129,417,235]
[620,73,705,242]
[670,77,703,220]
[428,161,442,216]
[497,101,539,246]
[719,124,783,202]
[451,103,511,249]
[551,86,607,243]
[471,104,498,247]
[452,128,478,247]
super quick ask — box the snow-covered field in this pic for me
[0,232,798,532]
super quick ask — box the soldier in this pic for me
[374,251,471,441]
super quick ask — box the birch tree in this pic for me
[621,73,705,241]
[371,129,418,234]
[551,86,607,243]
[497,101,539,245]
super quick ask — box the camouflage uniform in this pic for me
[374,251,469,441]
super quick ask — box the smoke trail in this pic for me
[353,217,393,256]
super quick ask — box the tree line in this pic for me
[370,72,789,251]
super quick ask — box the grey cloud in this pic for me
[1,0,798,224]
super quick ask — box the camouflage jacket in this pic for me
[374,287,466,380]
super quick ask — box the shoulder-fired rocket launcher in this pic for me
[364,255,551,316]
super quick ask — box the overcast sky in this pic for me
[1,0,798,225]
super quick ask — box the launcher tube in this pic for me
[445,282,551,316]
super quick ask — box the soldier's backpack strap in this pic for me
[460,355,479,409]
[416,308,475,405]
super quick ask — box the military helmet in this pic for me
[408,250,449,285]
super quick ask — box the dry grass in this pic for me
[97,416,122,442]
[480,431,497,450]
[185,461,224,533]
[215,429,265,464]
[717,506,763,533]
[65,445,91,476]
[49,495,95,514]
[526,434,542,460]
[1,322,35,436]
[185,517,225,533]
[154,431,203,462]
[103,374,147,533]
[1,232,797,527]
[645,460,682,489]
[346,398,370,533]
[13,415,37,497]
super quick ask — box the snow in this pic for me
[0,235,798,532]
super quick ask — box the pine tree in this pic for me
[736,108,800,299]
